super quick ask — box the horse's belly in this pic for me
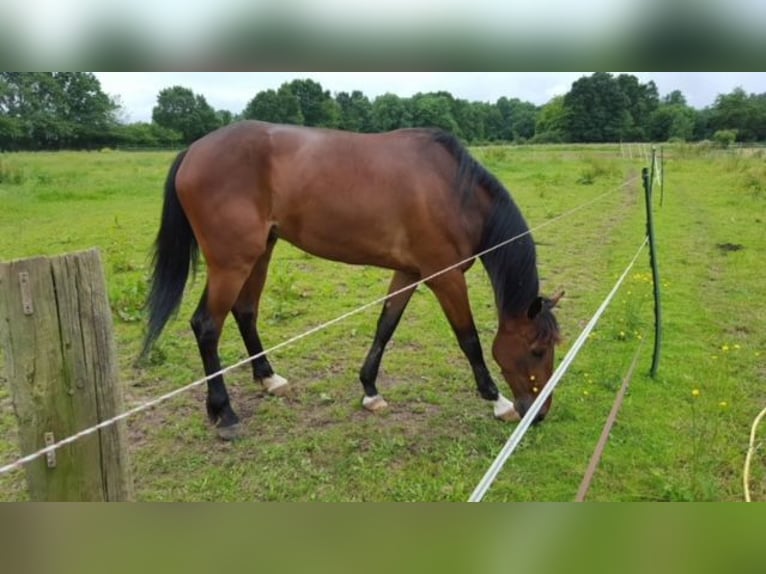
[275,213,413,271]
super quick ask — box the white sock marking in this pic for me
[493,394,517,419]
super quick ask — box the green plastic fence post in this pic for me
[642,159,663,378]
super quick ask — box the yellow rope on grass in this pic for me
[744,406,766,502]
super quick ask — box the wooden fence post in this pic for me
[0,249,133,501]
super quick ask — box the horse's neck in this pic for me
[478,192,539,319]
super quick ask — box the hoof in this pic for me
[493,395,521,422]
[495,408,521,423]
[260,374,289,396]
[216,423,242,441]
[362,395,389,412]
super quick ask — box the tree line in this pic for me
[2,72,765,151]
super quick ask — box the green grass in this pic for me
[0,144,763,501]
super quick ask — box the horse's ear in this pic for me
[527,296,543,319]
[548,290,565,308]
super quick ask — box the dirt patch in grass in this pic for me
[715,242,744,254]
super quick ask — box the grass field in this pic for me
[0,143,764,501]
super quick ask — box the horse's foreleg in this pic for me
[359,270,419,411]
[426,270,519,422]
[231,234,288,396]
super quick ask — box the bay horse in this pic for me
[142,121,562,439]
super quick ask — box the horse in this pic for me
[142,120,562,440]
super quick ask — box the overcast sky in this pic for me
[95,72,766,124]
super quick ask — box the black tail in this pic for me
[141,150,198,358]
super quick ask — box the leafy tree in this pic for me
[152,86,220,145]
[709,87,766,142]
[663,90,687,106]
[119,123,158,147]
[242,89,277,122]
[562,72,660,142]
[114,122,182,148]
[336,90,373,132]
[495,97,538,142]
[693,107,714,141]
[0,72,118,149]
[494,97,515,141]
[0,75,24,149]
[649,102,697,141]
[616,74,659,141]
[242,85,303,125]
[510,101,538,141]
[55,72,119,148]
[319,97,342,129]
[713,129,737,148]
[752,93,766,142]
[0,115,23,151]
[564,72,630,142]
[1,73,64,148]
[5,73,763,149]
[288,79,338,127]
[216,109,234,126]
[481,102,505,142]
[452,99,487,143]
[371,93,412,132]
[409,92,460,135]
[534,96,567,142]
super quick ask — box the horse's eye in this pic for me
[531,348,545,359]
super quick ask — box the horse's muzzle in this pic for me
[516,396,549,424]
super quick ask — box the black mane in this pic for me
[431,130,540,318]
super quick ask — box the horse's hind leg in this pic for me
[191,265,257,440]
[359,270,419,411]
[231,231,288,395]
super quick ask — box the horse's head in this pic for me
[492,291,563,423]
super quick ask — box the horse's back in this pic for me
[176,121,477,272]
